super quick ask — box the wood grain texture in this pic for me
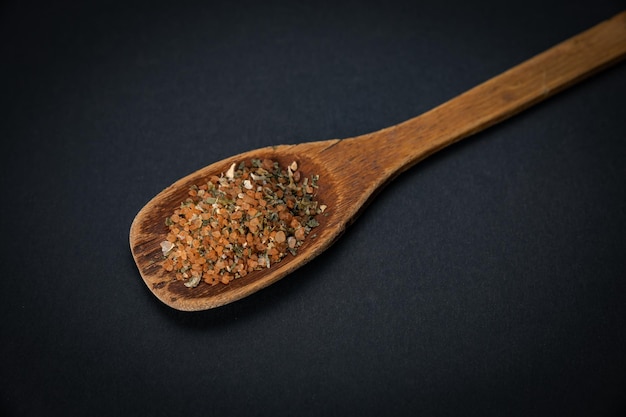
[130,11,626,311]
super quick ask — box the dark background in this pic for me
[1,0,625,416]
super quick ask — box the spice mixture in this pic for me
[160,159,325,287]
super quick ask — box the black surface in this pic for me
[1,1,625,416]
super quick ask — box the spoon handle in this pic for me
[330,11,626,184]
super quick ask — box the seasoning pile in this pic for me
[160,159,325,287]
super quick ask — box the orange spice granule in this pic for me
[160,159,326,287]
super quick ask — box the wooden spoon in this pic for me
[130,12,626,311]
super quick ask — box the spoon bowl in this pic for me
[131,11,626,311]
[130,142,345,310]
